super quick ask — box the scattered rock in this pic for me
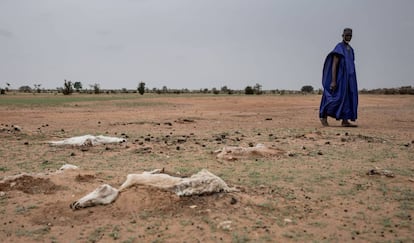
[367,168,395,178]
[218,220,232,230]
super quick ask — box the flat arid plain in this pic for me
[0,93,413,242]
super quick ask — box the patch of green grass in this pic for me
[109,225,121,240]
[282,229,313,241]
[15,226,50,239]
[381,217,393,228]
[232,232,250,243]
[114,101,168,108]
[367,204,382,211]
[257,201,277,212]
[308,221,328,228]
[122,237,137,243]
[39,160,63,170]
[0,94,137,107]
[16,161,37,172]
[174,166,192,175]
[179,219,194,226]
[15,205,38,214]
[88,226,106,243]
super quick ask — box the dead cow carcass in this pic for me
[119,169,238,196]
[70,169,237,210]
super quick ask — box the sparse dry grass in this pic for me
[0,93,413,242]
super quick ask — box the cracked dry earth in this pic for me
[0,94,413,242]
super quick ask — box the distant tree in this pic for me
[301,85,314,93]
[137,82,146,95]
[253,83,262,95]
[1,83,11,94]
[62,79,74,95]
[1,83,6,95]
[74,82,83,92]
[90,83,100,94]
[34,84,41,93]
[245,86,254,95]
[19,86,32,93]
[212,87,219,95]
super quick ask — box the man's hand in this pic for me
[330,81,337,92]
[331,55,340,92]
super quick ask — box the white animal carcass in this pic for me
[49,135,126,146]
[119,169,238,196]
[70,169,238,210]
[215,143,284,160]
[70,184,119,210]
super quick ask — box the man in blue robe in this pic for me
[319,28,358,127]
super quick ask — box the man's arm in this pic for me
[331,55,340,91]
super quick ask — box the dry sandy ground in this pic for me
[0,94,413,242]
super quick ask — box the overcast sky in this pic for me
[1,0,413,91]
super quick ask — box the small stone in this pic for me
[230,197,237,205]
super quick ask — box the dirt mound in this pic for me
[30,186,238,227]
[0,175,61,194]
[75,174,96,183]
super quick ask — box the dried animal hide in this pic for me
[71,169,237,210]
[49,135,126,146]
[119,169,238,196]
[215,143,284,160]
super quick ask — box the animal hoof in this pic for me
[70,201,80,210]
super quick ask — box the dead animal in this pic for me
[366,167,395,178]
[70,169,238,210]
[215,143,284,160]
[70,184,119,210]
[49,135,126,146]
[119,169,238,196]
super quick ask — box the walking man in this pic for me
[319,28,358,127]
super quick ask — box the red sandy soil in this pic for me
[0,94,413,242]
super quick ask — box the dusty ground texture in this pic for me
[0,93,413,243]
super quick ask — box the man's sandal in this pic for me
[320,118,329,126]
[341,121,357,127]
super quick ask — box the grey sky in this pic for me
[1,0,413,90]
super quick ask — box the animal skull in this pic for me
[70,184,119,210]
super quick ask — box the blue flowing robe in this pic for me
[319,42,358,121]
